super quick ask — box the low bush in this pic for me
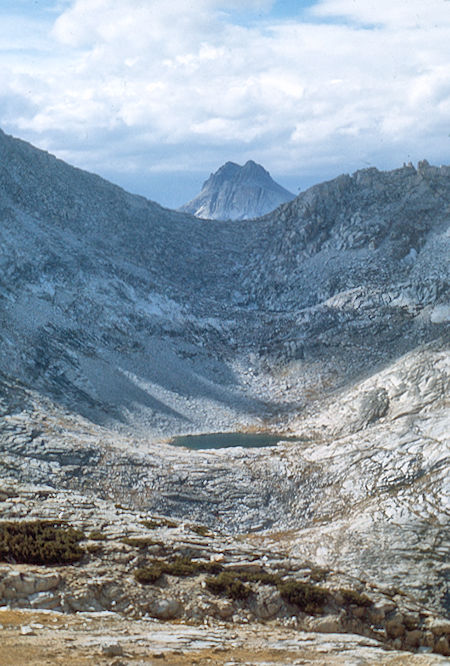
[0,520,85,565]
[340,588,373,607]
[278,580,329,614]
[134,563,164,584]
[134,556,223,585]
[133,555,336,614]
[88,530,107,541]
[205,571,251,600]
[235,570,282,586]
[163,556,201,577]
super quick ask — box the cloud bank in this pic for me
[1,0,450,205]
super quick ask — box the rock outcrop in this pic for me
[179,160,295,219]
[1,480,449,658]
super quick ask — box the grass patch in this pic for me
[0,520,85,565]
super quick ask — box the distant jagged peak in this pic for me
[179,159,295,221]
[213,161,241,175]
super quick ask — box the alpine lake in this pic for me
[169,432,301,450]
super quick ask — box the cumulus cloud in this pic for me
[1,0,450,205]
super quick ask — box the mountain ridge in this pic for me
[0,127,448,431]
[179,159,295,220]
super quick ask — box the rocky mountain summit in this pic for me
[0,128,449,661]
[178,160,295,219]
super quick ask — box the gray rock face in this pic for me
[0,128,447,437]
[0,128,449,633]
[178,160,295,219]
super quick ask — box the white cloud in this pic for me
[312,0,450,29]
[1,0,450,206]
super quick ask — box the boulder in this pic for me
[149,598,183,620]
[385,611,405,639]
[253,588,283,620]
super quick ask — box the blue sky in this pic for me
[271,1,316,17]
[1,0,450,207]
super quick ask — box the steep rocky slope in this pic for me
[0,129,449,659]
[179,160,294,220]
[0,129,447,436]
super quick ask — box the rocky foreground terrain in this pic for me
[0,129,449,662]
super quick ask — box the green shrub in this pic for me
[88,530,107,541]
[340,588,373,607]
[133,555,333,614]
[205,571,251,600]
[0,520,85,565]
[134,556,223,585]
[219,568,282,586]
[134,563,164,584]
[163,556,200,577]
[259,572,283,586]
[278,580,329,614]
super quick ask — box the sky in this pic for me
[1,0,450,208]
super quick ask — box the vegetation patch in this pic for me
[134,556,222,585]
[134,556,337,613]
[205,571,251,600]
[233,570,282,586]
[190,525,211,537]
[141,518,177,530]
[340,588,373,607]
[134,563,165,584]
[121,536,162,548]
[205,568,320,604]
[310,567,329,582]
[88,530,107,541]
[165,556,221,577]
[0,520,85,565]
[277,580,330,614]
